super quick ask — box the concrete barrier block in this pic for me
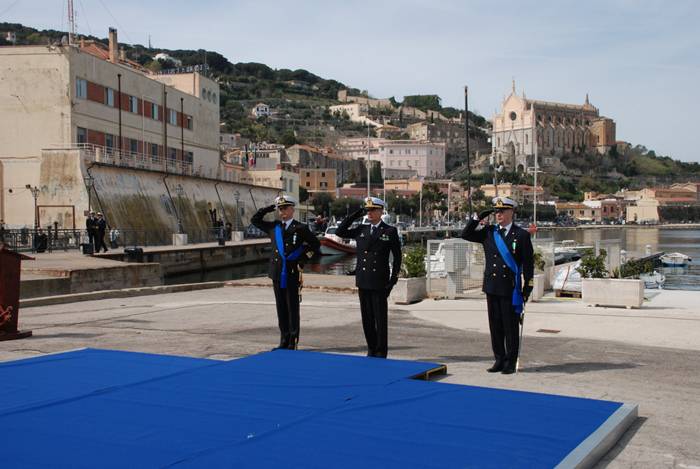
[391,277,426,305]
[582,278,644,308]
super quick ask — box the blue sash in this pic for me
[275,224,305,289]
[492,226,524,315]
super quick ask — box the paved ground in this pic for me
[2,286,699,468]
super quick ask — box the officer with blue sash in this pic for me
[252,195,320,350]
[337,197,402,358]
[461,197,534,374]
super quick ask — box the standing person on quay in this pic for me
[336,197,402,358]
[85,211,97,250]
[95,212,108,253]
[461,197,534,374]
[252,195,320,350]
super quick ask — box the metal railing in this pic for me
[0,228,84,253]
[45,144,194,176]
[0,225,267,253]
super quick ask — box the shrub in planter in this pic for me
[391,246,427,304]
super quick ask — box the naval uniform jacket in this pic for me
[251,211,320,284]
[461,219,534,297]
[336,219,402,291]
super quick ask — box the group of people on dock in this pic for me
[253,194,534,374]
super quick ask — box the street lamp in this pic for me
[84,176,94,212]
[234,190,240,231]
[25,184,39,230]
[174,184,185,234]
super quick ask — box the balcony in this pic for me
[48,144,194,176]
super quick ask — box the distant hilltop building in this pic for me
[251,102,271,118]
[154,52,182,67]
[491,81,616,173]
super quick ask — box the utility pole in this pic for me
[533,102,538,230]
[366,122,371,198]
[26,184,40,230]
[464,86,473,215]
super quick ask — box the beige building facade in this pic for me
[300,168,337,194]
[0,34,220,227]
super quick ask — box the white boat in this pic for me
[660,252,692,267]
[639,271,665,289]
[319,226,357,255]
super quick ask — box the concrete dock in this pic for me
[2,281,699,468]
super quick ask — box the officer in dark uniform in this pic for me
[461,196,534,374]
[336,197,402,358]
[252,194,320,350]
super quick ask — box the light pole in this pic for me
[174,184,185,234]
[84,176,94,212]
[25,184,39,230]
[234,190,240,231]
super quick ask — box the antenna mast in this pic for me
[67,0,76,45]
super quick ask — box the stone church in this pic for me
[491,82,616,172]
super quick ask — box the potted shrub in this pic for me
[391,245,427,304]
[578,249,644,308]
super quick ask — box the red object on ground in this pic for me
[0,245,33,341]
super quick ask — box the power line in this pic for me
[77,0,92,36]
[0,0,23,18]
[96,0,133,43]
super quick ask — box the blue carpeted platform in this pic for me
[0,348,635,468]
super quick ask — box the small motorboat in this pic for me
[660,252,691,267]
[319,226,357,255]
[639,271,665,289]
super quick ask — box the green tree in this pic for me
[311,192,333,216]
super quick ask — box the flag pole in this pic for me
[464,86,473,215]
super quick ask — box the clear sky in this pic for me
[3,0,699,162]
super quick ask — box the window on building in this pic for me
[306,181,310,187]
[150,143,159,161]
[202,87,207,98]
[525,134,529,144]
[76,78,87,99]
[306,172,310,177]
[320,182,327,188]
[168,147,177,160]
[105,88,115,107]
[151,103,159,120]
[129,96,138,113]
[169,109,177,126]
[130,139,138,154]
[186,116,193,130]
[321,172,325,177]
[77,127,87,144]
[185,151,193,163]
[105,134,114,149]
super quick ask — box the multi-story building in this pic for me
[491,82,616,173]
[335,138,445,178]
[480,183,546,205]
[300,168,337,195]
[377,141,445,178]
[0,28,220,226]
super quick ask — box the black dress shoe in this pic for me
[501,363,516,375]
[487,361,504,373]
[287,337,298,350]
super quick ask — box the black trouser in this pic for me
[486,294,520,365]
[88,231,95,249]
[272,277,300,348]
[358,289,388,358]
[95,232,108,252]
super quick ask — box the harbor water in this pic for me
[166,227,700,290]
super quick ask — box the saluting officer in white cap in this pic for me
[251,194,320,350]
[461,196,534,374]
[336,197,402,358]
